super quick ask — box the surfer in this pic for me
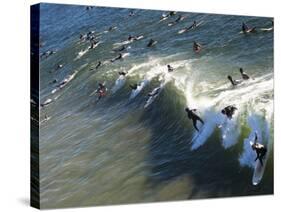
[175,15,184,23]
[50,79,58,84]
[227,75,241,87]
[221,105,237,119]
[128,35,137,41]
[185,107,204,132]
[108,26,116,31]
[129,11,135,16]
[111,53,123,62]
[242,22,256,33]
[148,87,161,97]
[169,11,177,16]
[193,41,202,53]
[40,98,53,107]
[147,39,157,47]
[89,40,99,49]
[129,84,138,90]
[96,83,107,100]
[239,68,250,80]
[92,61,102,70]
[113,45,127,52]
[167,64,174,72]
[56,64,63,70]
[251,132,267,166]
[118,71,127,76]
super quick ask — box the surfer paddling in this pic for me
[118,71,127,76]
[251,132,267,166]
[111,53,123,62]
[185,107,204,132]
[242,22,256,33]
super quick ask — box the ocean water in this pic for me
[37,3,273,209]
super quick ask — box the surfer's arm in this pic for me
[254,132,258,143]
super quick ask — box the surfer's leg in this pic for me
[259,157,264,166]
[197,116,204,125]
[193,119,199,132]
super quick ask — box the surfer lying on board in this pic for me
[89,40,100,49]
[148,87,161,97]
[239,68,250,80]
[111,53,123,62]
[221,105,237,119]
[147,39,157,47]
[118,71,127,76]
[227,75,242,87]
[185,107,204,132]
[193,41,202,53]
[242,22,256,33]
[251,132,267,166]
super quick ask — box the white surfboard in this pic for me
[129,80,149,99]
[252,141,270,185]
[144,84,164,108]
[260,27,273,32]
[177,21,204,34]
[111,75,126,94]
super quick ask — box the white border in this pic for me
[0,0,280,211]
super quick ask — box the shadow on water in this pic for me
[137,83,273,200]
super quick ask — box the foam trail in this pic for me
[129,79,149,100]
[111,75,126,94]
[220,113,241,149]
[190,110,220,150]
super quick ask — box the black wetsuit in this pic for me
[253,133,267,166]
[111,54,122,62]
[222,105,237,119]
[130,84,138,90]
[167,65,174,72]
[95,61,102,69]
[147,39,156,47]
[96,84,106,100]
[241,72,250,80]
[118,71,126,76]
[186,109,204,132]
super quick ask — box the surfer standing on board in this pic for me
[185,107,204,132]
[251,132,267,166]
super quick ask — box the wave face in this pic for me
[38,4,273,208]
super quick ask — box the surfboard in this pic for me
[252,141,270,185]
[130,80,148,99]
[177,21,204,34]
[144,85,164,108]
[260,27,273,32]
[111,75,126,94]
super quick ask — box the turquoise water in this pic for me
[38,3,273,209]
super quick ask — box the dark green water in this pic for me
[37,3,273,209]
